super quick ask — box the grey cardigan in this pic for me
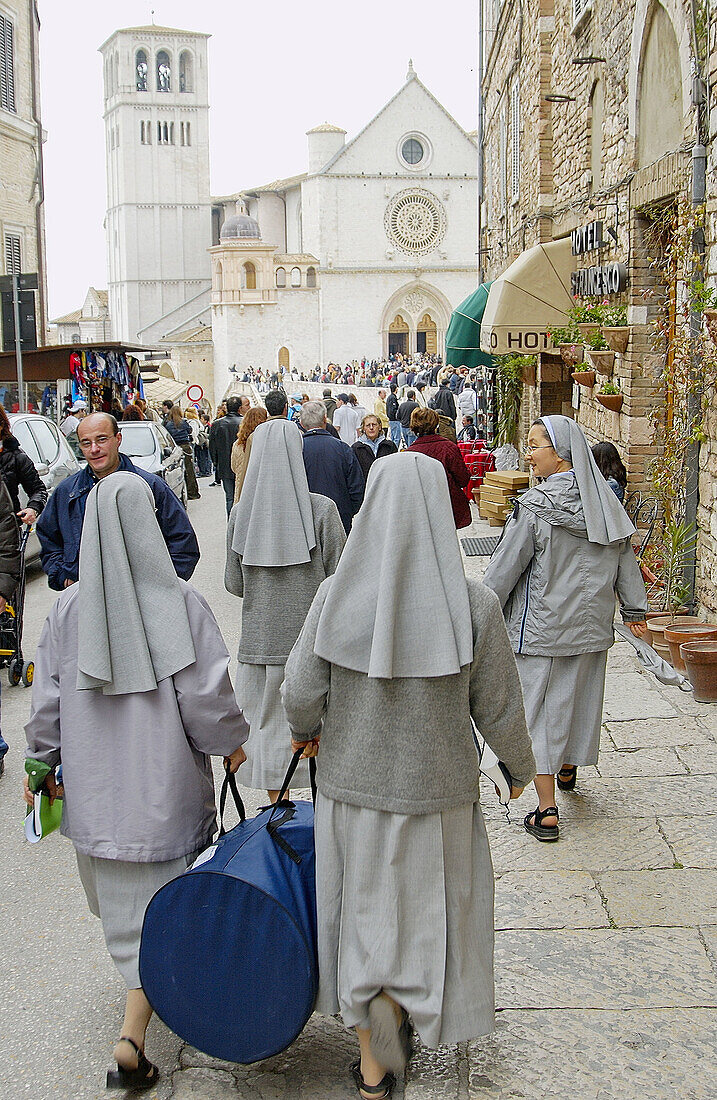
[281,577,536,815]
[482,475,648,657]
[225,492,346,665]
[24,582,249,862]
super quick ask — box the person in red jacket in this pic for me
[407,407,472,529]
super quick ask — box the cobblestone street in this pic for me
[1,488,716,1100]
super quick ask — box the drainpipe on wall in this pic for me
[477,0,484,285]
[29,0,46,346]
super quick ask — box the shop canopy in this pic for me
[445,283,496,369]
[479,239,574,356]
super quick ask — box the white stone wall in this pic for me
[102,27,213,344]
[0,0,47,339]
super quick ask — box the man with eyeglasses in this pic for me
[37,412,200,591]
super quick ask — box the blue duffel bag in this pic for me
[139,751,317,1063]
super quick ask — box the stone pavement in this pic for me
[0,487,716,1100]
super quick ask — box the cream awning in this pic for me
[479,238,574,355]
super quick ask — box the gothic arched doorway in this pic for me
[416,312,437,354]
[388,315,409,357]
[278,346,290,372]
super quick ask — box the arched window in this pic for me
[156,50,171,92]
[215,261,223,292]
[275,267,287,288]
[637,4,683,167]
[136,50,148,91]
[291,267,302,288]
[243,262,257,290]
[113,53,119,95]
[179,51,193,92]
[306,266,317,288]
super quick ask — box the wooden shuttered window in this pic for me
[4,234,21,275]
[0,14,16,112]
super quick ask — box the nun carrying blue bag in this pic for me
[139,750,319,1064]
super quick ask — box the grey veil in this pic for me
[539,415,635,545]
[231,418,316,567]
[314,451,474,678]
[76,472,196,695]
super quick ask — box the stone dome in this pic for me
[220,213,261,240]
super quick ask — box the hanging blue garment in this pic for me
[139,753,317,1063]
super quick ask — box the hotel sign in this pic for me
[570,219,627,297]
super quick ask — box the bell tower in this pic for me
[100,25,212,344]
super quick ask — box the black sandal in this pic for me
[350,1060,396,1098]
[106,1037,159,1091]
[557,765,578,791]
[524,805,560,842]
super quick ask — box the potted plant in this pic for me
[601,302,630,353]
[571,368,596,387]
[585,329,616,373]
[569,302,603,336]
[595,379,623,412]
[547,323,584,366]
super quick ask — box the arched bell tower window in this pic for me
[215,261,223,292]
[275,267,287,288]
[291,267,302,288]
[156,50,171,92]
[136,50,148,91]
[243,262,257,290]
[306,267,317,288]
[179,51,193,92]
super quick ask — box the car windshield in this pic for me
[118,425,157,457]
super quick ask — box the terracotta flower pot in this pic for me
[602,326,630,353]
[560,343,584,366]
[644,612,690,646]
[664,624,717,673]
[680,641,717,702]
[586,349,616,373]
[577,323,600,337]
[571,369,595,388]
[596,393,623,412]
[647,614,700,664]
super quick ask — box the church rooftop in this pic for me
[100,26,210,49]
[306,123,346,134]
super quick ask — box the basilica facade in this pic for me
[100,26,478,402]
[210,64,478,397]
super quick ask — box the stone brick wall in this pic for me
[0,0,47,340]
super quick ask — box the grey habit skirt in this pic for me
[314,793,495,1048]
[236,662,310,790]
[76,849,197,988]
[515,650,608,775]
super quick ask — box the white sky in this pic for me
[39,1,478,320]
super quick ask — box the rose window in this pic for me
[384,190,446,255]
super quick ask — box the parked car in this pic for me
[118,421,187,505]
[8,413,82,562]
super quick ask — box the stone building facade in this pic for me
[48,287,111,344]
[210,66,479,400]
[0,0,47,343]
[480,0,717,611]
[100,25,213,346]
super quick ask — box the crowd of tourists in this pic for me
[234,352,446,392]
[10,386,648,1096]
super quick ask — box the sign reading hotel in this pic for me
[570,219,627,297]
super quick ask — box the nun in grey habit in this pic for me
[24,472,249,1091]
[482,415,648,842]
[225,417,346,798]
[281,452,536,1100]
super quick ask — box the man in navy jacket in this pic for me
[37,413,200,591]
[299,401,364,534]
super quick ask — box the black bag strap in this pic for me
[218,763,246,837]
[265,749,317,864]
